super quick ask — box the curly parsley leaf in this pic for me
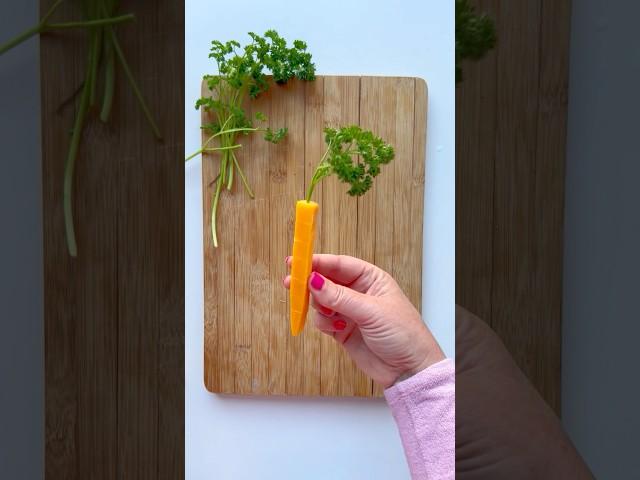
[456,0,496,83]
[306,125,395,201]
[264,127,288,144]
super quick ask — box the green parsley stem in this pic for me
[305,167,324,202]
[231,150,254,198]
[216,126,260,136]
[40,0,64,24]
[0,11,134,56]
[226,151,234,190]
[203,144,242,153]
[220,148,228,184]
[88,29,101,106]
[47,14,135,29]
[211,174,223,248]
[0,0,62,55]
[107,26,162,139]
[64,33,96,257]
[184,127,254,162]
[0,24,42,55]
[305,141,332,202]
[99,37,115,122]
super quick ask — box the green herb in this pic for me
[1,0,161,257]
[186,30,315,248]
[305,126,395,202]
[455,0,497,83]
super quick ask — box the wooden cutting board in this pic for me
[202,76,427,397]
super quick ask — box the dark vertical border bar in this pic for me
[0,2,44,479]
[41,1,184,478]
[455,0,499,323]
[456,0,572,412]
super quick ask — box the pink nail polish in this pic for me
[319,305,333,316]
[309,272,324,290]
[334,320,347,331]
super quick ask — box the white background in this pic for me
[185,1,454,478]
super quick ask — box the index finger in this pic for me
[287,254,373,287]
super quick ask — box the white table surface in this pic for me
[185,1,454,478]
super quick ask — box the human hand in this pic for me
[283,254,444,388]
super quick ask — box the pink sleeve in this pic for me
[384,358,455,480]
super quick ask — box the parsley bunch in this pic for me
[306,126,395,202]
[455,0,497,83]
[1,0,162,257]
[186,30,315,248]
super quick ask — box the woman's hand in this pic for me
[283,254,444,388]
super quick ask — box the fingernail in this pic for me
[319,305,333,316]
[309,272,324,290]
[333,320,347,331]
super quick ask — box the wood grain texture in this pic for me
[248,89,272,395]
[530,0,572,413]
[491,0,543,407]
[202,76,427,397]
[301,78,325,396]
[42,4,119,476]
[41,1,184,478]
[456,0,571,413]
[455,0,498,323]
[321,76,361,397]
[281,81,306,395]
[360,76,422,397]
[410,79,428,311]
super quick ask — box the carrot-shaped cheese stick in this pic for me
[289,126,394,335]
[289,200,319,335]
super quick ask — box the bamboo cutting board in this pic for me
[202,76,427,397]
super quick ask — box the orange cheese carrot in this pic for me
[289,200,319,336]
[288,126,394,336]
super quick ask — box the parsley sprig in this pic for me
[306,126,394,202]
[186,30,315,248]
[455,0,497,83]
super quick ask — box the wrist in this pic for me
[392,347,446,387]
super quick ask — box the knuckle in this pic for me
[380,269,397,287]
[334,255,347,277]
[332,285,348,309]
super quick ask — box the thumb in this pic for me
[308,272,375,324]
